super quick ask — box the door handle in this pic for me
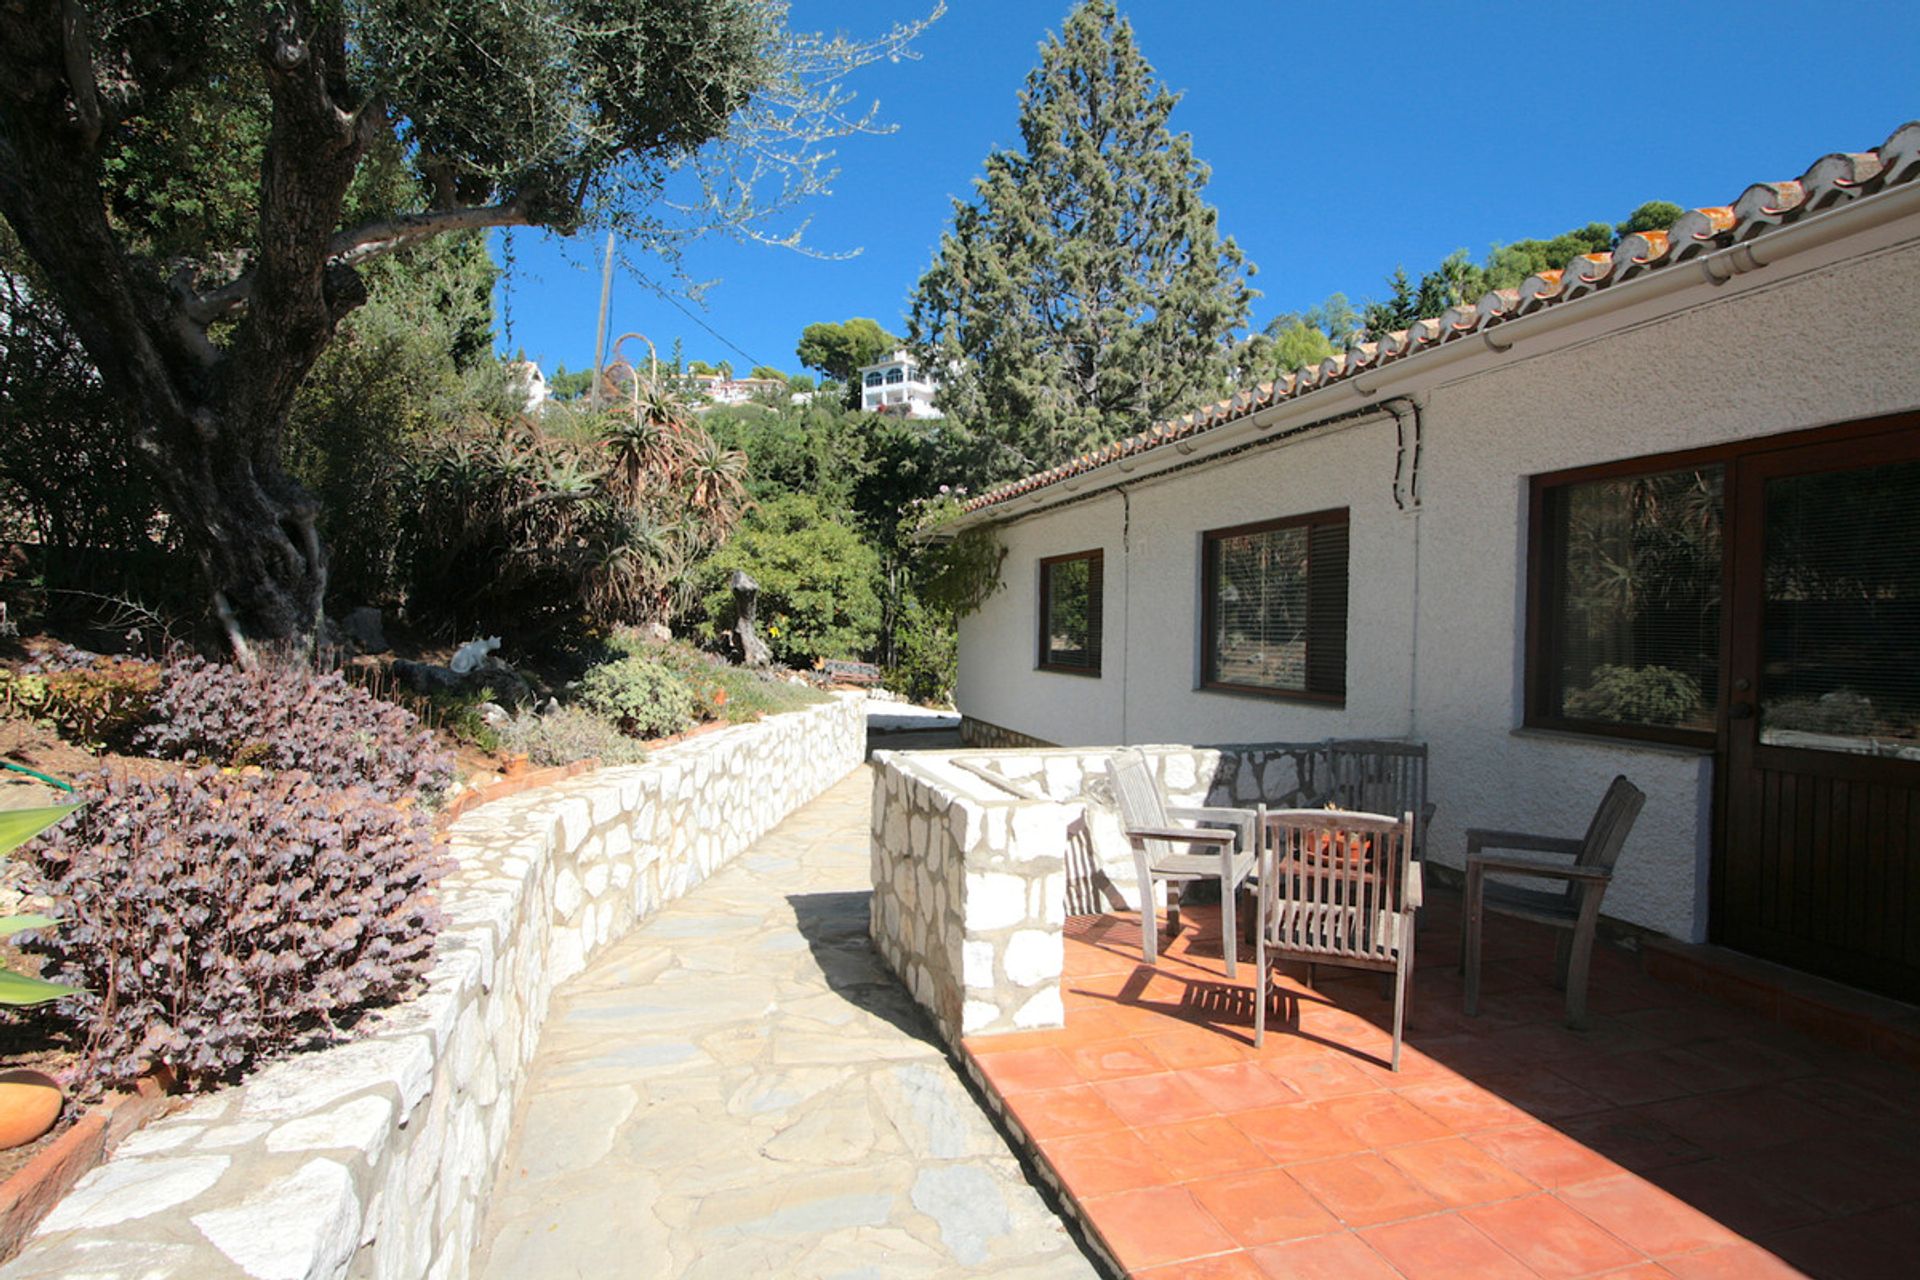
[1727,702,1755,720]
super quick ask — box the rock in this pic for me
[391,658,532,709]
[341,607,389,654]
[476,702,511,728]
[729,569,773,668]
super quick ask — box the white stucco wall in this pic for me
[957,228,1920,943]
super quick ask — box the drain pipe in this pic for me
[1119,485,1132,746]
[1381,396,1427,738]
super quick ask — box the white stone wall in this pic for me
[956,229,1920,944]
[870,745,1311,1044]
[0,695,866,1280]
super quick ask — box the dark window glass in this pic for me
[1541,466,1723,732]
[1038,551,1103,673]
[885,367,904,384]
[864,371,883,386]
[1203,511,1348,697]
[1759,459,1920,755]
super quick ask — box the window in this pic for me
[864,371,883,387]
[1202,510,1348,699]
[1038,550,1103,674]
[885,367,905,384]
[1529,463,1724,740]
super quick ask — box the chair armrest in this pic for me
[1466,852,1611,883]
[1166,806,1255,825]
[1465,828,1584,856]
[1406,859,1424,910]
[1124,824,1236,846]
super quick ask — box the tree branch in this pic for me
[185,201,533,324]
[58,0,101,148]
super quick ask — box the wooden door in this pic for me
[1719,427,1920,1000]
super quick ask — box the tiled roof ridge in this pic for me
[962,121,1920,515]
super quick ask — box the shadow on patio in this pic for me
[963,890,1919,1279]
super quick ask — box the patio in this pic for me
[964,894,1920,1279]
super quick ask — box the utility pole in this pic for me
[588,230,615,411]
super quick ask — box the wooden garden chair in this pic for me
[1321,739,1437,856]
[1461,774,1646,1029]
[1106,749,1259,977]
[1255,807,1421,1070]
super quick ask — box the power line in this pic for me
[625,268,767,370]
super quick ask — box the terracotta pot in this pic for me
[502,753,531,779]
[0,1073,62,1151]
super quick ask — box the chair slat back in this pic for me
[1325,741,1428,834]
[1107,749,1173,863]
[1260,808,1415,963]
[1578,775,1646,877]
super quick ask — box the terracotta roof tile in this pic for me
[960,121,1920,516]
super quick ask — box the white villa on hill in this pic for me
[938,123,1920,1005]
[858,349,943,418]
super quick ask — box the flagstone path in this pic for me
[469,765,1099,1279]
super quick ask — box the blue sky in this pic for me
[494,0,1920,378]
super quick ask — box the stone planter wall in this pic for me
[0,695,866,1280]
[869,744,1313,1045]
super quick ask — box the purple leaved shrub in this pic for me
[23,767,451,1095]
[136,656,452,802]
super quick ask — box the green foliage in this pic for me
[795,318,897,386]
[287,233,506,605]
[909,1,1253,484]
[576,656,698,739]
[887,594,958,705]
[1563,664,1703,727]
[700,494,882,665]
[0,649,160,751]
[547,364,595,401]
[0,800,84,1007]
[706,667,831,722]
[498,706,653,766]
[748,365,788,382]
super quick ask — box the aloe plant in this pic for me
[0,801,84,1005]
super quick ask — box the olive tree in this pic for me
[0,0,932,655]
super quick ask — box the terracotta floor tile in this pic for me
[1182,1059,1305,1114]
[1557,1109,1709,1173]
[1464,1193,1644,1278]
[1045,1128,1175,1197]
[1136,1116,1273,1182]
[1249,1231,1404,1280]
[1587,1266,1679,1279]
[1466,1124,1623,1188]
[977,1045,1080,1096]
[1761,1200,1920,1280]
[1320,1091,1452,1149]
[1066,1037,1169,1082]
[1383,1137,1538,1207]
[1188,1167,1340,1246]
[1092,1070,1217,1128]
[1081,1185,1239,1271]
[1360,1212,1536,1280]
[1659,1242,1809,1280]
[1646,1157,1825,1236]
[1233,1103,1362,1165]
[964,1027,1077,1055]
[1261,1053,1381,1101]
[1138,1250,1270,1279]
[1004,1084,1128,1140]
[1397,1079,1530,1133]
[1539,1050,1700,1108]
[1288,1153,1443,1227]
[1149,1027,1259,1069]
[1636,1087,1832,1155]
[1470,1066,1613,1120]
[1557,1175,1740,1257]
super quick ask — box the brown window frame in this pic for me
[1037,549,1104,676]
[1200,508,1349,704]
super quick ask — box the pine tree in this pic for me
[909,1,1254,483]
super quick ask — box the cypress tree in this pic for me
[909,1,1254,483]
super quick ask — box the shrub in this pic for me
[23,768,449,1095]
[699,494,882,666]
[1563,664,1702,727]
[706,666,829,723]
[496,706,652,767]
[136,656,452,802]
[887,594,957,705]
[575,656,697,739]
[2,646,161,750]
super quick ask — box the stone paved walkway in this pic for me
[470,766,1099,1279]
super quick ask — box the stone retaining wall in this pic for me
[1,695,866,1280]
[869,744,1312,1044]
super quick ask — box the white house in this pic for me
[857,349,943,417]
[939,123,1920,1004]
[687,372,787,409]
[505,359,549,414]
